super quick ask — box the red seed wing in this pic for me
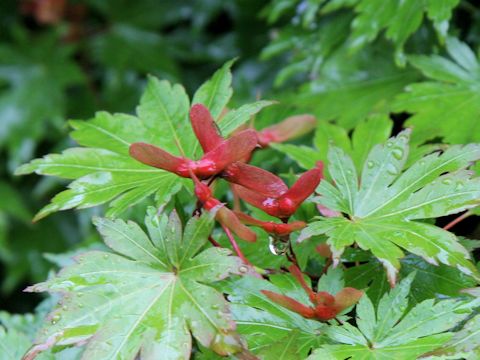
[280,163,324,206]
[258,114,316,146]
[333,288,363,313]
[129,142,186,174]
[261,290,316,318]
[201,129,257,171]
[233,185,273,214]
[190,104,224,153]
[233,211,266,226]
[314,305,338,321]
[216,206,257,242]
[222,162,288,197]
[288,265,316,301]
[287,221,307,232]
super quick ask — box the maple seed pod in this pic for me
[257,114,316,147]
[234,161,324,219]
[261,265,363,321]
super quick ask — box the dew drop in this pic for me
[51,314,61,325]
[238,265,248,274]
[386,142,393,148]
[269,236,288,255]
[455,182,464,190]
[392,148,404,160]
[103,254,109,259]
[78,303,84,308]
[386,164,398,176]
[442,179,452,185]
[419,160,426,166]
[367,161,375,169]
[62,305,68,311]
[211,304,220,310]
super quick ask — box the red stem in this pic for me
[443,211,473,231]
[208,235,221,247]
[222,224,252,266]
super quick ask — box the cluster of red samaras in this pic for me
[129,103,363,321]
[129,103,323,243]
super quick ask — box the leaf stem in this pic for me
[222,224,252,266]
[443,210,473,231]
[208,235,221,247]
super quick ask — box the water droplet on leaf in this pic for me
[51,314,61,324]
[238,265,248,274]
[386,164,398,176]
[367,161,375,169]
[392,148,404,160]
[269,236,288,255]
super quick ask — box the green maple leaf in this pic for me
[394,37,480,145]
[300,129,480,283]
[309,273,479,360]
[24,209,247,359]
[16,62,273,220]
[345,0,459,64]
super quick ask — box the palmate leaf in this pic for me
[394,37,480,145]
[301,129,480,284]
[15,112,182,220]
[308,274,479,360]
[347,0,459,63]
[222,274,326,359]
[16,62,273,219]
[24,209,247,359]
